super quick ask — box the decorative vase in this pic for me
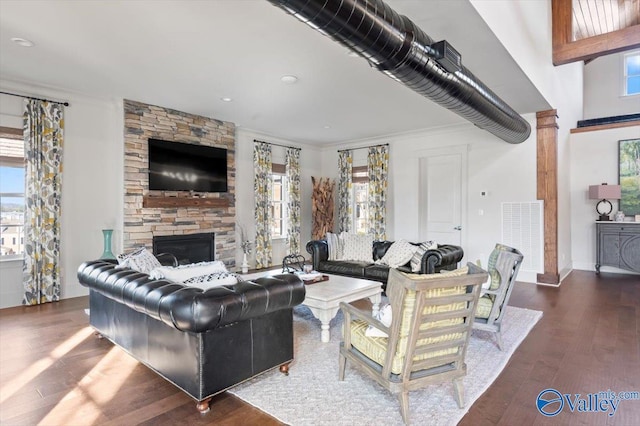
[241,252,249,274]
[615,211,625,222]
[101,229,116,260]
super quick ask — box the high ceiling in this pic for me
[0,0,550,144]
[572,0,639,40]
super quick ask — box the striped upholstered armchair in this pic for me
[338,264,487,424]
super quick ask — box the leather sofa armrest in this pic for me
[420,244,464,274]
[306,240,328,269]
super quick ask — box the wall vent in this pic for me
[501,201,544,273]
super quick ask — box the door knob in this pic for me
[453,226,462,230]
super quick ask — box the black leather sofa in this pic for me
[306,240,464,288]
[77,260,305,413]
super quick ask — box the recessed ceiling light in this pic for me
[323,125,331,129]
[11,37,34,47]
[281,75,298,84]
[220,97,233,102]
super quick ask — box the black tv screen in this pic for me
[148,139,228,192]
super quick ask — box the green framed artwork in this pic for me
[619,138,640,216]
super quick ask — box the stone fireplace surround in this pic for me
[123,100,236,268]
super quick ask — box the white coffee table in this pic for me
[241,270,382,343]
[303,274,382,343]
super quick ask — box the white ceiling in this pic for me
[0,0,549,144]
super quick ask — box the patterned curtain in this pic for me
[286,147,301,255]
[22,100,64,305]
[367,145,388,240]
[254,142,272,268]
[337,150,353,233]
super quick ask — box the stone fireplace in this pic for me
[123,100,236,268]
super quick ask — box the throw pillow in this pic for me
[487,243,512,290]
[117,247,162,274]
[409,240,437,272]
[376,239,418,268]
[341,233,374,263]
[326,232,339,261]
[149,260,228,282]
[365,304,393,338]
[183,271,239,290]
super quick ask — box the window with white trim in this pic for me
[271,163,289,239]
[624,52,640,96]
[352,165,369,234]
[0,131,25,259]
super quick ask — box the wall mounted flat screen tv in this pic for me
[148,139,228,192]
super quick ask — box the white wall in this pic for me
[0,81,123,308]
[235,128,323,269]
[584,51,640,119]
[570,125,640,273]
[471,0,584,281]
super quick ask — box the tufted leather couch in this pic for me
[77,260,305,413]
[306,240,464,289]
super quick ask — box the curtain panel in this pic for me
[367,145,388,240]
[254,142,273,268]
[22,100,64,305]
[337,150,353,233]
[285,147,301,255]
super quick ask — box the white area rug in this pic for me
[231,305,542,425]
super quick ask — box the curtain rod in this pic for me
[0,91,70,107]
[253,139,301,150]
[337,143,389,153]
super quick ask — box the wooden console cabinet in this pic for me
[595,222,640,274]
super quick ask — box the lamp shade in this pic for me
[589,184,621,200]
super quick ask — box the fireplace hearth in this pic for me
[153,233,215,265]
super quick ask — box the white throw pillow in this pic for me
[365,304,393,338]
[410,241,438,272]
[117,247,162,274]
[341,233,374,263]
[326,232,339,261]
[182,271,239,290]
[376,239,418,268]
[149,260,228,282]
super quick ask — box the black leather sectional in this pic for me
[306,240,464,289]
[77,260,305,413]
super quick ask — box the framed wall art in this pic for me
[619,138,640,217]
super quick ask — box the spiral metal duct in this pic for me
[267,0,531,144]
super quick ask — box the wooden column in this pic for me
[536,110,560,284]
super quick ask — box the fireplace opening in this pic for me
[153,233,214,265]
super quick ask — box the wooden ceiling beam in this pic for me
[552,0,640,65]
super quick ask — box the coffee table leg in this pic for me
[369,293,382,318]
[308,307,339,343]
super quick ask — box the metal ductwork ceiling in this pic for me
[267,0,531,144]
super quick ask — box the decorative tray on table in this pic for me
[294,271,329,284]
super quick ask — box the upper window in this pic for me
[271,164,289,239]
[352,166,369,234]
[0,132,25,259]
[623,52,640,96]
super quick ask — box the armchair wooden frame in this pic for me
[338,264,487,424]
[473,246,524,351]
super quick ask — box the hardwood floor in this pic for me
[1,270,638,425]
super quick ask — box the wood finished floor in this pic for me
[0,270,638,425]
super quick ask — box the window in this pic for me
[352,166,369,234]
[0,132,25,259]
[624,52,640,96]
[271,164,289,239]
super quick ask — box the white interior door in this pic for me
[419,151,464,246]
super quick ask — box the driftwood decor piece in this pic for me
[311,177,335,240]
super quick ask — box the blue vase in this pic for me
[101,229,116,260]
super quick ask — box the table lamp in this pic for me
[588,183,621,221]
